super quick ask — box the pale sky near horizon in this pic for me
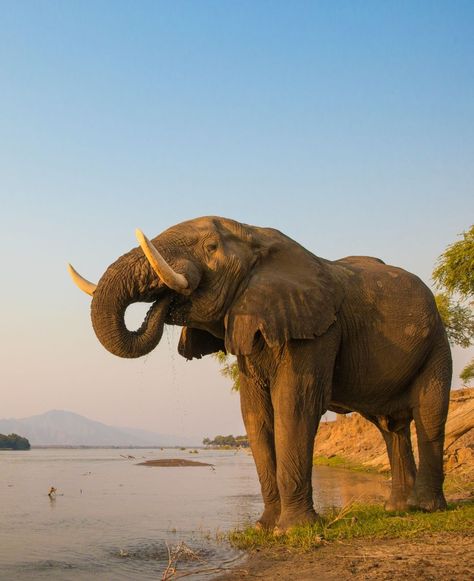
[1,1,473,441]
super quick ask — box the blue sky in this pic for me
[1,1,473,439]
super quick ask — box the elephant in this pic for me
[69,216,452,533]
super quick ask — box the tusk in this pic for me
[135,229,188,292]
[67,263,97,296]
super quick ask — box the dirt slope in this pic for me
[315,388,474,478]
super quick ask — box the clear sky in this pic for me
[1,1,473,441]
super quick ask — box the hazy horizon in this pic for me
[1,2,473,439]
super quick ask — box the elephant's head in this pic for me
[69,217,342,360]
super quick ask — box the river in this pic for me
[0,448,389,579]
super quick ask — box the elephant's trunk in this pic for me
[90,250,171,359]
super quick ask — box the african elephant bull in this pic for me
[69,216,451,533]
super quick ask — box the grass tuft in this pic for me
[313,454,383,473]
[444,473,474,497]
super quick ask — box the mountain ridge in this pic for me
[0,409,196,447]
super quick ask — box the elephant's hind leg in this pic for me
[366,414,417,512]
[410,336,451,511]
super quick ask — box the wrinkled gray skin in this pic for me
[87,217,451,532]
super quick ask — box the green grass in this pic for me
[444,473,474,497]
[313,454,382,473]
[228,501,474,551]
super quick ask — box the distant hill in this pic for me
[0,410,196,447]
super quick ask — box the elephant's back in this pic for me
[331,259,443,410]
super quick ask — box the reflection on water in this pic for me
[313,465,389,510]
[0,448,389,579]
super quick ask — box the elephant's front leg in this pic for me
[272,336,338,533]
[239,368,280,530]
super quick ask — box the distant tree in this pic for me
[202,434,249,448]
[435,294,474,348]
[433,225,474,296]
[460,361,474,385]
[433,225,474,384]
[0,433,31,450]
[235,435,250,447]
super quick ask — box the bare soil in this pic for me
[217,532,474,580]
[136,459,213,467]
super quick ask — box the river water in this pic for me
[0,448,389,579]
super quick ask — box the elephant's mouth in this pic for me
[131,290,189,331]
[164,293,190,326]
[132,295,171,335]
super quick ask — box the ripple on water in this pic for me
[5,539,242,581]
[105,536,244,580]
[3,558,110,581]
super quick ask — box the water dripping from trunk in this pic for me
[163,326,186,439]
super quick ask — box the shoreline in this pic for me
[217,530,474,580]
[28,445,203,449]
[216,482,474,580]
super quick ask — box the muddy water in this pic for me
[0,448,389,579]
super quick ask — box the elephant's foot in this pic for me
[384,495,410,512]
[255,504,281,531]
[408,489,447,512]
[273,508,319,536]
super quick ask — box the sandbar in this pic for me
[137,459,214,467]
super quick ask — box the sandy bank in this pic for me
[217,531,474,580]
[136,458,214,467]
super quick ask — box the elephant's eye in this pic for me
[205,242,218,255]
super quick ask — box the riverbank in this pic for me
[218,389,474,580]
[218,497,474,580]
[218,529,474,580]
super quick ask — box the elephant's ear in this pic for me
[225,236,344,355]
[178,327,226,360]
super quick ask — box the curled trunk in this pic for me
[90,251,171,358]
